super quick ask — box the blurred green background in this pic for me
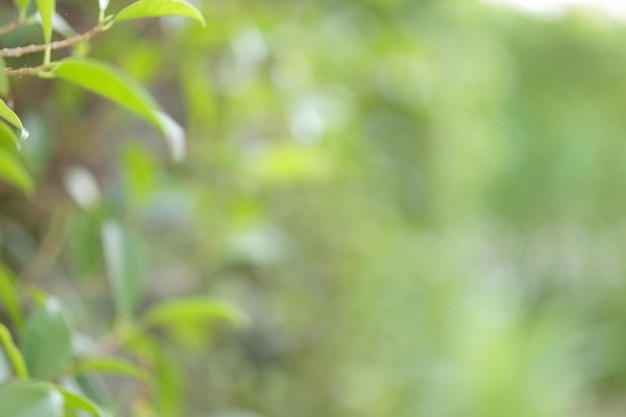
[4,0,626,416]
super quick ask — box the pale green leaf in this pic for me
[0,264,23,329]
[0,381,64,417]
[21,299,72,380]
[35,0,55,44]
[50,58,186,161]
[74,357,152,384]
[0,147,34,194]
[101,220,146,317]
[0,120,20,150]
[143,297,249,329]
[115,0,206,26]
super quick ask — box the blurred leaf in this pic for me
[101,220,146,317]
[0,323,28,379]
[65,211,102,277]
[0,120,22,150]
[50,59,185,161]
[142,297,249,329]
[120,144,158,206]
[74,357,152,384]
[21,299,72,380]
[0,58,9,98]
[12,0,30,17]
[0,147,34,194]
[0,98,27,140]
[115,0,206,27]
[58,387,105,417]
[0,264,23,329]
[0,381,64,417]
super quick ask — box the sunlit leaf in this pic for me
[115,0,206,27]
[74,357,152,384]
[50,59,186,161]
[0,147,34,194]
[101,220,146,317]
[142,297,249,328]
[0,381,64,417]
[21,299,72,380]
[0,264,22,329]
[0,323,28,379]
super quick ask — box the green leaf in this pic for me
[50,59,185,161]
[58,388,105,417]
[0,58,9,98]
[35,0,55,63]
[0,381,64,417]
[115,0,206,27]
[0,147,34,194]
[0,323,28,379]
[142,297,249,329]
[21,299,72,380]
[0,264,23,329]
[12,0,31,18]
[0,120,20,150]
[101,220,146,317]
[0,98,27,141]
[74,357,152,384]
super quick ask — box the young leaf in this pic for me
[35,0,55,63]
[101,220,146,317]
[142,297,249,329]
[0,381,64,417]
[0,98,27,140]
[58,388,105,417]
[50,59,186,161]
[21,299,72,380]
[115,0,206,27]
[0,121,20,150]
[12,0,31,19]
[0,324,28,379]
[0,264,23,329]
[0,147,34,194]
[74,357,152,384]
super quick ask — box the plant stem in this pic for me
[0,323,29,379]
[0,19,22,36]
[0,23,104,59]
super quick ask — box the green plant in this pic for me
[0,1,247,416]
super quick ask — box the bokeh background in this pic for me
[3,0,626,416]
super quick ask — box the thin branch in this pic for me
[0,23,103,59]
[4,64,50,78]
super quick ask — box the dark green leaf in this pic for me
[115,0,206,27]
[21,299,72,380]
[0,381,64,417]
[50,59,185,161]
